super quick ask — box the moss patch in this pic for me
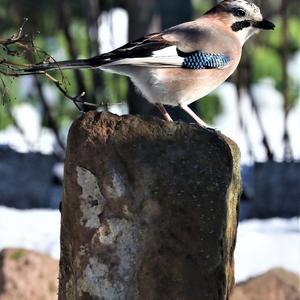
[10,249,25,261]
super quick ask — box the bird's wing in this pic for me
[97,33,184,68]
[21,24,232,73]
[100,33,173,59]
[100,30,231,69]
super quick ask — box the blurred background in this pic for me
[0,0,299,299]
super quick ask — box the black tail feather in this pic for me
[22,56,108,73]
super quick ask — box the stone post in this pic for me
[59,111,241,300]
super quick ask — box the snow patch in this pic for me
[235,218,300,282]
[0,206,298,283]
[0,206,60,259]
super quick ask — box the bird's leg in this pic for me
[179,103,208,127]
[156,103,173,122]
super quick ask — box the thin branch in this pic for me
[45,72,100,110]
[0,23,100,111]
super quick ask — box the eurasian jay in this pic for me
[23,0,275,127]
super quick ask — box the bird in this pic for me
[22,0,275,127]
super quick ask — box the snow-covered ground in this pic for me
[235,218,300,282]
[0,206,298,282]
[0,206,60,259]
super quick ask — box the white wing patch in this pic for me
[152,45,178,57]
[102,45,184,68]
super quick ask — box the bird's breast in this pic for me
[152,59,239,106]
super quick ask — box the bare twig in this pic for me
[0,23,100,111]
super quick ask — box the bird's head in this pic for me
[205,0,275,44]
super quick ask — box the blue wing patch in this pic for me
[182,51,231,70]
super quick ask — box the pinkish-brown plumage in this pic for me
[22,0,275,126]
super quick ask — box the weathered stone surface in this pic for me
[0,248,58,300]
[231,268,300,300]
[59,111,241,300]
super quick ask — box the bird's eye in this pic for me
[233,8,246,17]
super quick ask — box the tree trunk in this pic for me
[126,0,159,117]
[59,111,241,300]
[58,0,87,110]
[83,0,104,106]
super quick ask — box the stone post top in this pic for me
[70,110,240,157]
[60,110,241,300]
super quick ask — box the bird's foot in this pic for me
[156,103,173,122]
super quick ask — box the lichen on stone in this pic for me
[76,166,106,229]
[104,169,127,199]
[98,217,140,281]
[77,257,124,299]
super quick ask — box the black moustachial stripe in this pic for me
[231,20,251,31]
[181,51,231,70]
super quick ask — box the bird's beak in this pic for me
[253,19,275,30]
